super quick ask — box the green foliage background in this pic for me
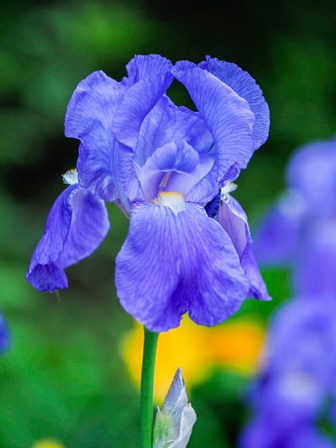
[0,1,335,446]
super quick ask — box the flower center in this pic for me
[153,192,186,214]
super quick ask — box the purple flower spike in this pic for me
[27,55,269,331]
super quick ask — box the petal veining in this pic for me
[115,202,249,332]
[174,67,255,204]
[199,56,270,150]
[125,54,173,84]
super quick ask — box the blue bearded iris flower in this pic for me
[27,55,270,332]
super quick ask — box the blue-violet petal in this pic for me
[27,185,110,292]
[115,197,249,332]
[199,56,270,151]
[65,70,125,201]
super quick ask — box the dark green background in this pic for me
[1,1,335,446]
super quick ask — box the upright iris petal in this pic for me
[124,54,173,84]
[173,67,256,203]
[199,56,270,151]
[65,71,125,202]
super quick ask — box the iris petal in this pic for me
[112,73,174,149]
[125,54,173,84]
[65,70,125,201]
[136,98,213,168]
[26,185,110,292]
[218,194,270,300]
[139,141,201,201]
[116,201,249,332]
[174,67,255,204]
[199,56,270,150]
[111,73,174,207]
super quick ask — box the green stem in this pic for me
[140,326,159,448]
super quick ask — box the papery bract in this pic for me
[153,368,196,448]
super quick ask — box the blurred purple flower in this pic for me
[254,137,336,296]
[0,313,10,352]
[27,55,270,332]
[240,297,336,448]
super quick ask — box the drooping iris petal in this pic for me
[287,138,336,218]
[0,314,9,352]
[254,191,307,265]
[116,195,249,332]
[199,56,270,150]
[218,193,269,300]
[65,70,125,201]
[173,67,255,204]
[27,185,110,292]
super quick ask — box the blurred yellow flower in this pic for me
[121,316,265,403]
[31,439,65,448]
